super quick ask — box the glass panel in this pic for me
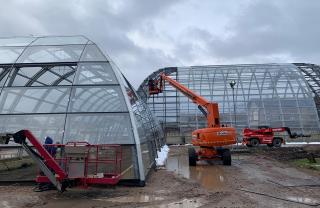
[16,45,85,63]
[68,86,128,112]
[74,62,118,85]
[9,67,41,86]
[298,99,314,107]
[31,36,88,46]
[141,142,153,175]
[7,65,76,87]
[0,114,65,143]
[280,99,297,107]
[36,71,60,85]
[0,47,24,63]
[0,68,10,86]
[18,67,40,77]
[11,74,29,86]
[64,113,134,144]
[36,66,76,86]
[0,87,70,114]
[0,37,35,46]
[80,44,107,61]
[122,75,163,146]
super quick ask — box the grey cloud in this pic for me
[180,0,320,64]
[0,0,183,87]
[0,0,319,87]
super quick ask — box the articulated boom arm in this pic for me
[152,73,220,128]
[160,74,209,106]
[12,130,68,191]
[271,127,296,138]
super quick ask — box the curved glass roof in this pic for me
[0,36,107,64]
[0,36,164,182]
[139,64,320,144]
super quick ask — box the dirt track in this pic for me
[0,146,319,208]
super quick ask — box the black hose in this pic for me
[267,179,320,188]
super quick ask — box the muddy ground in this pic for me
[0,146,319,208]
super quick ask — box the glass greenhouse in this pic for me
[0,36,164,184]
[138,64,320,144]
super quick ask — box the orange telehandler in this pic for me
[148,73,237,166]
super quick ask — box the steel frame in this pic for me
[294,63,320,117]
[139,64,320,143]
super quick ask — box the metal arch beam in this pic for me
[0,62,78,114]
[0,67,10,80]
[0,62,77,68]
[295,63,320,96]
[6,67,20,87]
[52,68,76,86]
[25,66,53,87]
[294,63,320,117]
[20,64,76,87]
[48,65,76,79]
[25,65,76,87]
[299,68,320,86]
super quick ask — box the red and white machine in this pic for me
[242,126,302,147]
[4,130,122,192]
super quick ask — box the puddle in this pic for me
[287,196,319,205]
[166,155,226,191]
[143,198,204,208]
[94,195,164,203]
[166,155,190,178]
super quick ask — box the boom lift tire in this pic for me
[272,137,282,147]
[250,138,260,147]
[222,149,231,166]
[188,147,197,166]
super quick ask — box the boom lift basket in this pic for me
[37,142,122,187]
[4,130,122,191]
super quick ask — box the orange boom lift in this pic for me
[148,73,237,166]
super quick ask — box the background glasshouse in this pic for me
[138,64,320,144]
[0,36,164,184]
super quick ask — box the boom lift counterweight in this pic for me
[149,73,237,166]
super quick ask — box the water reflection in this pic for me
[94,195,164,203]
[155,198,203,208]
[166,155,226,191]
[287,196,319,205]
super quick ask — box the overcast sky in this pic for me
[1,0,319,88]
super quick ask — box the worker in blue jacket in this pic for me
[44,136,57,157]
